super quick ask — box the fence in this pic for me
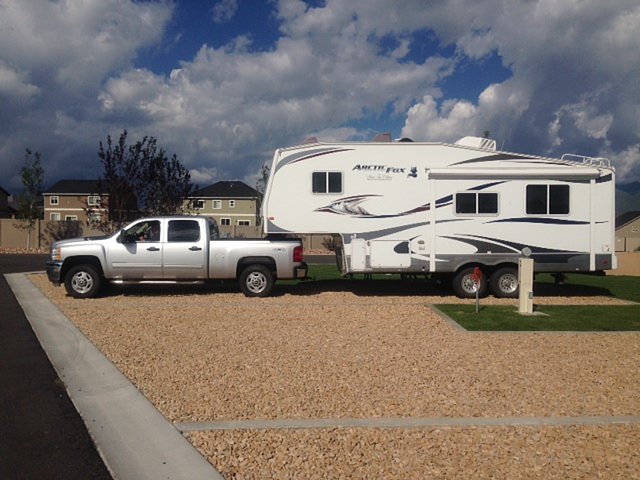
[0,219,335,253]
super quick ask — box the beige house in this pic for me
[187,181,259,227]
[615,211,640,252]
[43,180,107,223]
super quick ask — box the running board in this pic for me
[110,280,206,285]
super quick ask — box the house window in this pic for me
[229,200,235,208]
[312,171,342,193]
[212,200,222,209]
[526,185,569,215]
[50,213,61,221]
[237,220,251,226]
[50,196,59,205]
[220,218,231,226]
[194,199,205,209]
[89,212,102,222]
[65,215,78,221]
[87,195,101,206]
[455,192,498,215]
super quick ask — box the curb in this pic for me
[5,273,224,480]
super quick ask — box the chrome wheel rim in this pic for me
[245,272,267,294]
[461,274,479,294]
[71,271,94,294]
[498,273,518,294]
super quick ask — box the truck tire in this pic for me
[490,267,519,298]
[64,264,102,299]
[239,265,274,297]
[452,266,488,299]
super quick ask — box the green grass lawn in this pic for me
[435,304,640,331]
[438,273,640,332]
[293,266,640,332]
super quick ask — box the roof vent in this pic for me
[373,133,392,142]
[303,136,319,144]
[455,136,497,151]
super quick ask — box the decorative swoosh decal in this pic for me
[488,217,589,225]
[275,147,354,174]
[442,234,579,254]
[315,195,448,218]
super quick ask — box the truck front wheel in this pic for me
[64,264,102,299]
[239,265,274,297]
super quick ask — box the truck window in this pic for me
[124,220,160,242]
[208,219,220,240]
[168,220,200,242]
[526,185,569,215]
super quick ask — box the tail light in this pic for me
[293,245,303,263]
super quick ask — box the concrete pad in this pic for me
[5,273,224,480]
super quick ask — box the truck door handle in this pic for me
[189,246,202,251]
[146,246,160,252]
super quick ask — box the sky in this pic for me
[1,0,639,194]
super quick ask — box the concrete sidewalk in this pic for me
[6,272,223,480]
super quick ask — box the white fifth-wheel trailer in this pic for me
[262,136,616,298]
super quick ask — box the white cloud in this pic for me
[0,61,40,99]
[212,0,238,24]
[0,0,172,189]
[402,0,640,167]
[0,0,639,194]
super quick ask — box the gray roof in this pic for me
[615,211,640,229]
[44,179,104,195]
[194,181,258,198]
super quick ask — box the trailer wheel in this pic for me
[490,267,519,298]
[64,264,102,298]
[239,264,274,297]
[452,267,488,298]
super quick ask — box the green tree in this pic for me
[255,163,270,225]
[138,138,195,215]
[16,149,45,249]
[94,130,195,230]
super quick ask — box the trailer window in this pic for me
[312,171,342,193]
[456,192,498,215]
[526,185,569,215]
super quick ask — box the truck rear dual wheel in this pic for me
[239,265,274,297]
[64,264,102,299]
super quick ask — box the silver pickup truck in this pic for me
[46,216,307,298]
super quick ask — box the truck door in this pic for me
[109,220,163,279]
[162,219,207,279]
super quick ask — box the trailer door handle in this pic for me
[146,246,160,252]
[189,246,202,251]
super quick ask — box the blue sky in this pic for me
[0,0,638,193]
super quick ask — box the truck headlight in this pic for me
[51,247,61,261]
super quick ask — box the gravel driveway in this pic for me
[30,274,640,479]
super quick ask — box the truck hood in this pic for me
[52,234,112,249]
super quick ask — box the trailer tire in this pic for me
[239,264,274,297]
[452,267,488,299]
[490,267,519,298]
[64,264,102,298]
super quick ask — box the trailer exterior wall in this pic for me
[262,141,616,277]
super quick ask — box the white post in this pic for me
[518,258,534,314]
